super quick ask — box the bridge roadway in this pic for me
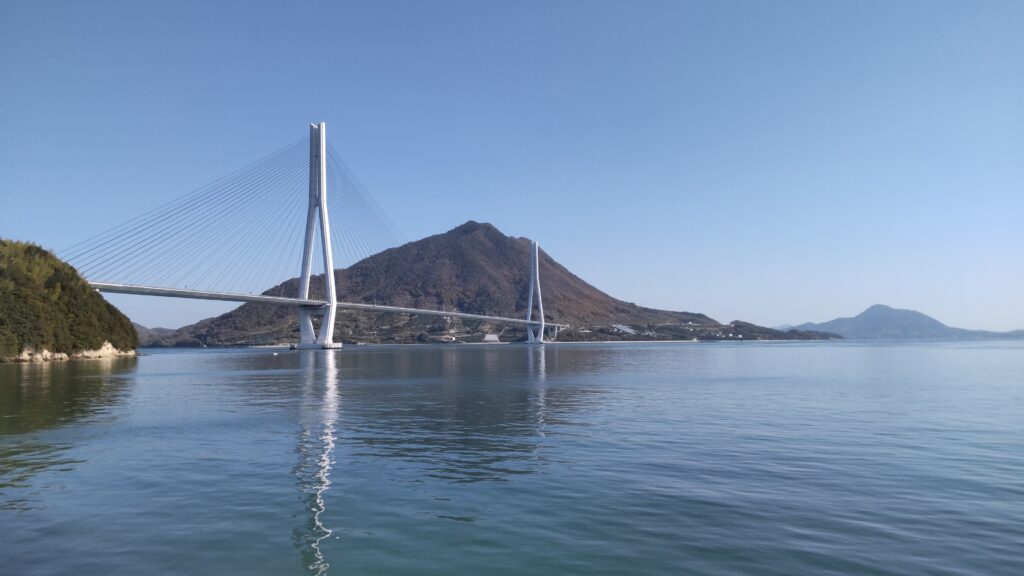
[90,282,566,329]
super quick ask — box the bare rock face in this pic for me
[12,347,68,362]
[72,341,137,360]
[10,341,136,363]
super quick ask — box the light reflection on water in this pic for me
[293,351,338,575]
[285,345,565,573]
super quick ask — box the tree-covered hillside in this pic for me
[0,240,137,358]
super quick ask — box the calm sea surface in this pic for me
[1,342,1022,575]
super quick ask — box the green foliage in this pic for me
[0,239,137,359]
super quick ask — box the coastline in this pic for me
[139,337,841,352]
[4,341,137,363]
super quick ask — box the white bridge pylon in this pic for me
[296,122,340,349]
[87,121,562,347]
[525,240,545,343]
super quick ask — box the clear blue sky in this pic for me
[2,0,1022,331]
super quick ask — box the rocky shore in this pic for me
[6,341,136,363]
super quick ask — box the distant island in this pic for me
[144,221,840,346]
[793,304,1024,340]
[0,240,137,362]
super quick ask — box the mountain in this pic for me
[132,323,174,347]
[0,239,137,360]
[150,222,837,346]
[794,304,1024,340]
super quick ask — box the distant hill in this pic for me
[132,323,174,347]
[0,240,137,360]
[794,304,1024,340]
[151,222,838,345]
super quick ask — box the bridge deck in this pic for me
[90,282,565,328]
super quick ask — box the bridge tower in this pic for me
[297,122,341,349]
[525,241,545,343]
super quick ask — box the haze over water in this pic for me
[2,342,1022,575]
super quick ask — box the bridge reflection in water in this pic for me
[293,351,339,575]
[336,346,593,484]
[276,344,617,573]
[284,344,604,570]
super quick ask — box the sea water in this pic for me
[1,341,1022,575]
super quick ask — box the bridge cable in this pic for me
[62,131,407,298]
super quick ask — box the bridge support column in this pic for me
[525,241,545,344]
[297,122,341,349]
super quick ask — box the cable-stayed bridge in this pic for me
[63,122,560,348]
